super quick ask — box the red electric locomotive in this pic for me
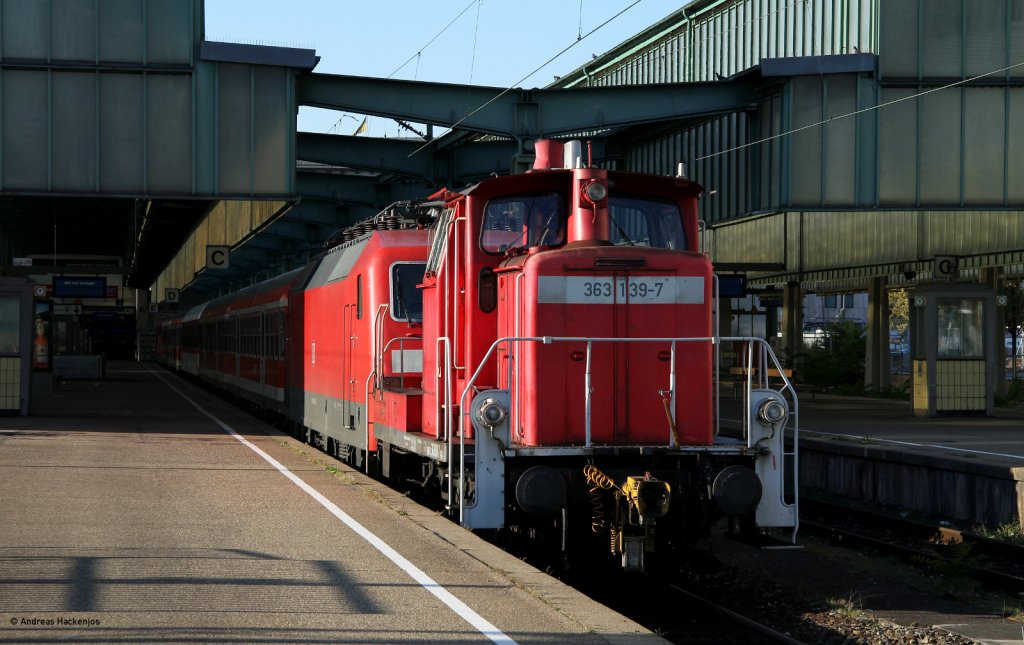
[157,140,798,573]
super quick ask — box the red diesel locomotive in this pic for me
[157,140,798,573]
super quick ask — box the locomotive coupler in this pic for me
[621,473,671,526]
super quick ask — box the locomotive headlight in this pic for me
[756,397,788,426]
[581,180,608,205]
[476,398,507,427]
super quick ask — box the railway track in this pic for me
[800,497,1024,594]
[665,583,806,644]
[562,569,806,644]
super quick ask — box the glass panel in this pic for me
[822,75,857,206]
[100,0,143,63]
[53,72,97,192]
[966,0,1006,77]
[148,74,192,192]
[480,193,563,254]
[608,196,686,250]
[391,263,426,322]
[253,67,288,194]
[1013,0,1024,78]
[146,0,192,64]
[2,0,48,60]
[921,0,963,78]
[3,71,48,190]
[880,1,918,77]
[963,88,1005,205]
[0,295,20,354]
[733,313,767,338]
[52,0,96,62]
[219,64,253,194]
[920,89,961,204]
[790,76,823,206]
[937,298,985,358]
[878,89,918,204]
[100,74,144,191]
[1008,89,1024,202]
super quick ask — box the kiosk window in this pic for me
[937,298,984,358]
[0,295,19,354]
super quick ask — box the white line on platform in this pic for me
[147,366,516,645]
[805,431,1024,461]
[721,417,1024,460]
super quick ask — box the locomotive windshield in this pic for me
[608,196,687,250]
[391,262,426,322]
[481,193,564,253]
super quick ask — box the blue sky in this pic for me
[204,0,683,136]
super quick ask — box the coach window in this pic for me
[608,196,686,250]
[356,275,362,319]
[481,193,564,253]
[391,263,426,322]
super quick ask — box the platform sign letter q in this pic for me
[207,245,230,270]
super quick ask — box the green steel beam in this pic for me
[297,134,431,180]
[296,133,530,185]
[296,73,759,140]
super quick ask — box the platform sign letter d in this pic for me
[207,245,230,270]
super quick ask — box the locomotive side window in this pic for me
[390,263,426,322]
[356,275,363,319]
[481,193,564,253]
[608,196,686,250]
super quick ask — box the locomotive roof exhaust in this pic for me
[532,139,584,170]
[531,139,611,245]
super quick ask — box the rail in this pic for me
[452,335,799,523]
[377,335,423,392]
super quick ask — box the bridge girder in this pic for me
[296,73,759,142]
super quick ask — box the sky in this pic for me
[204,0,685,137]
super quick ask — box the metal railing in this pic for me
[449,335,799,521]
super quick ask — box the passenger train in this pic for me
[156,140,798,573]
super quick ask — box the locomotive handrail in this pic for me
[437,336,456,510]
[455,334,799,527]
[372,304,389,393]
[379,335,423,391]
[450,216,467,371]
[712,274,720,437]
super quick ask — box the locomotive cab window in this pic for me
[608,196,686,250]
[481,193,564,253]
[391,263,426,322]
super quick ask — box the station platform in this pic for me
[0,362,663,644]
[789,391,1024,531]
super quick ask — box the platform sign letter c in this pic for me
[934,255,958,278]
[207,245,230,270]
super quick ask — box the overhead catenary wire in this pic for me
[387,0,479,79]
[467,0,482,86]
[327,0,479,135]
[406,0,645,158]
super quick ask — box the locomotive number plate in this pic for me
[537,276,704,304]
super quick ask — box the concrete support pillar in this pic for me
[717,295,735,366]
[781,282,803,361]
[864,277,890,391]
[981,267,1007,397]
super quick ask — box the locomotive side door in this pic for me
[342,302,357,430]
